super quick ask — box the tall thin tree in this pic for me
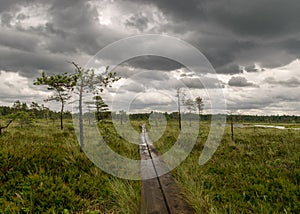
[71,62,120,151]
[176,88,182,130]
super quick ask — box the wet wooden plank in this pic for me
[140,124,196,214]
[141,177,170,214]
[159,173,196,214]
[140,125,169,213]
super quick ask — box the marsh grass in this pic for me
[98,120,140,160]
[1,118,299,213]
[152,120,300,213]
[0,119,141,213]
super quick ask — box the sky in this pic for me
[0,0,299,115]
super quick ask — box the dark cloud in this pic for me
[264,77,300,87]
[187,31,257,73]
[150,76,223,90]
[275,94,300,102]
[122,55,183,71]
[114,67,138,79]
[141,0,300,38]
[1,12,13,26]
[125,13,149,31]
[16,13,27,20]
[181,77,219,89]
[216,63,241,74]
[135,71,169,81]
[2,0,120,57]
[129,0,206,22]
[46,37,78,54]
[49,0,96,29]
[130,0,300,71]
[211,0,300,38]
[180,73,194,77]
[0,0,125,80]
[47,1,111,55]
[228,76,257,87]
[0,29,39,52]
[0,0,22,13]
[0,0,299,114]
[113,64,171,80]
[280,39,300,56]
[2,0,299,77]
[1,0,300,76]
[0,47,73,78]
[4,81,14,88]
[244,65,264,72]
[115,65,223,92]
[227,99,271,110]
[119,82,145,93]
[44,23,67,38]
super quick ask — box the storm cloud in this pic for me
[228,76,258,87]
[0,0,299,114]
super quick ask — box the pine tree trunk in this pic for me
[60,102,64,130]
[178,94,181,130]
[79,84,84,152]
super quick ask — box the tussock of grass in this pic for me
[153,121,300,213]
[1,119,299,213]
[0,120,141,213]
[107,178,141,213]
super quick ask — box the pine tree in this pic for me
[34,72,77,130]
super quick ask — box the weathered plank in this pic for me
[141,177,170,214]
[140,124,195,214]
[159,173,196,214]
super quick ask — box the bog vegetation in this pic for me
[0,117,141,213]
[0,102,299,213]
[0,63,299,213]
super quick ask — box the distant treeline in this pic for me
[1,102,299,123]
[128,112,300,123]
[0,101,71,119]
[226,114,300,123]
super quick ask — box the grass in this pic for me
[0,118,299,213]
[153,120,300,213]
[0,119,141,213]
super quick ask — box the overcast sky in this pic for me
[0,0,299,115]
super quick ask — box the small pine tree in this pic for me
[195,97,204,118]
[94,96,109,122]
[34,72,77,130]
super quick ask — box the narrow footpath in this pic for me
[139,124,195,214]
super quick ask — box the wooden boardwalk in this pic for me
[140,125,195,214]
